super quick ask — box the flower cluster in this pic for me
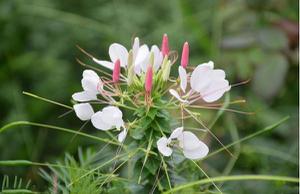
[72,34,230,160]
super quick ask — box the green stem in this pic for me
[204,116,289,159]
[160,155,172,190]
[23,91,72,109]
[163,175,299,193]
[0,121,121,146]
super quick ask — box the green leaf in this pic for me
[147,108,158,120]
[144,157,160,175]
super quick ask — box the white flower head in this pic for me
[72,70,103,102]
[190,61,230,103]
[170,61,230,104]
[157,127,209,160]
[93,37,150,75]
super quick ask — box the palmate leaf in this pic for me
[39,148,112,194]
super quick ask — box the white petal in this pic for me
[190,64,212,92]
[201,61,214,69]
[109,43,128,67]
[83,69,99,80]
[135,44,149,74]
[101,106,124,129]
[135,44,149,67]
[211,69,225,79]
[182,143,209,160]
[73,103,94,121]
[118,127,127,142]
[178,131,201,150]
[202,80,231,103]
[169,89,188,103]
[81,77,99,94]
[91,111,112,130]
[178,131,209,160]
[92,58,114,70]
[169,127,183,139]
[132,37,140,60]
[83,70,103,90]
[151,45,163,71]
[178,66,187,92]
[72,91,97,102]
[134,63,142,75]
[157,137,173,157]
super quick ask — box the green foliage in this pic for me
[1,175,35,194]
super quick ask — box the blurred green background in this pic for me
[0,0,298,193]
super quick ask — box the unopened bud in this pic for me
[162,60,171,81]
[112,59,121,83]
[127,50,135,86]
[149,52,154,67]
[145,65,153,93]
[161,33,169,57]
[181,42,189,68]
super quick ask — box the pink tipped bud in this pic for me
[161,34,169,57]
[181,42,189,68]
[112,59,121,83]
[145,65,153,93]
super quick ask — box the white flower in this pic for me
[72,70,103,102]
[73,103,94,121]
[170,61,230,103]
[190,61,230,103]
[91,106,124,131]
[156,127,209,160]
[91,37,163,76]
[93,38,149,72]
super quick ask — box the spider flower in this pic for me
[93,38,149,73]
[73,35,234,159]
[170,61,231,103]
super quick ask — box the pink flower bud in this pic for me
[161,34,169,57]
[181,42,189,68]
[113,59,121,83]
[145,65,153,93]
